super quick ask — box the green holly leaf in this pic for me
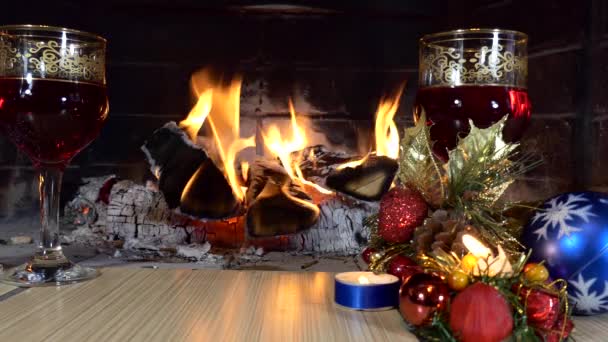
[446,115,518,207]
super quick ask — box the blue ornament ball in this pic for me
[522,191,608,315]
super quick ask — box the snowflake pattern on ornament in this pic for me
[569,273,608,314]
[530,193,597,241]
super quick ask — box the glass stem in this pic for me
[37,167,64,259]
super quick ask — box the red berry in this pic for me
[387,255,418,280]
[361,247,376,264]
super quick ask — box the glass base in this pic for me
[1,256,99,287]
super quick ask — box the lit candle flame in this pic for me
[358,275,370,284]
[462,234,492,259]
[462,234,513,277]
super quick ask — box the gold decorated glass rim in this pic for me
[0,24,106,43]
[421,28,528,44]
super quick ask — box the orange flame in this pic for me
[335,85,404,171]
[241,161,249,182]
[262,99,333,195]
[179,69,255,201]
[179,90,213,141]
[375,85,405,159]
[336,153,370,171]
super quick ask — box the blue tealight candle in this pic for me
[334,271,400,311]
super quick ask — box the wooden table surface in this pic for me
[0,268,605,342]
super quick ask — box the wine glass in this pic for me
[0,25,108,286]
[414,28,530,160]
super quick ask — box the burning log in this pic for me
[325,155,398,201]
[141,122,205,207]
[59,69,407,255]
[321,82,404,201]
[179,159,240,218]
[245,160,319,237]
[295,145,355,180]
[142,122,239,218]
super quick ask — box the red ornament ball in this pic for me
[399,273,449,326]
[361,247,377,264]
[450,283,513,342]
[378,187,428,244]
[518,287,559,330]
[543,316,574,342]
[387,255,419,281]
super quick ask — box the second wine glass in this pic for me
[415,28,531,160]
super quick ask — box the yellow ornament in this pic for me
[460,254,478,274]
[370,251,384,263]
[447,270,469,291]
[524,263,549,283]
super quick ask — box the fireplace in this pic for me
[0,1,606,258]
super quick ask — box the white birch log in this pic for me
[287,197,376,254]
[105,180,190,245]
[65,176,375,254]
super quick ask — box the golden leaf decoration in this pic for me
[398,110,446,207]
[446,115,518,207]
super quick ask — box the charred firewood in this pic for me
[179,159,240,218]
[294,145,354,180]
[325,155,398,201]
[141,122,207,208]
[246,160,319,237]
[142,122,238,218]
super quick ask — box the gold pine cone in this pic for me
[412,210,480,257]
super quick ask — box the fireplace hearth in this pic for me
[58,66,407,257]
[1,0,607,268]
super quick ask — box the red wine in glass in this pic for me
[0,25,108,286]
[416,29,530,160]
[414,85,531,160]
[0,78,109,167]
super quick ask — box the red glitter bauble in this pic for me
[450,283,513,342]
[361,247,377,264]
[378,187,428,244]
[387,255,419,280]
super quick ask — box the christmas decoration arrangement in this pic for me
[362,113,576,341]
